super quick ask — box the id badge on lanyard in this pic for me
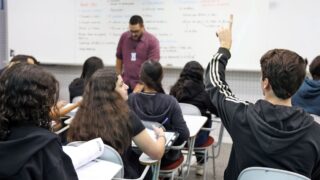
[131,52,137,61]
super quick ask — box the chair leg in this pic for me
[203,149,208,180]
[212,145,216,180]
[170,171,175,180]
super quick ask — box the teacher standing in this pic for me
[116,15,160,93]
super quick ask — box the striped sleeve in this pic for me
[204,48,249,133]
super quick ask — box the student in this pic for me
[170,60,218,175]
[0,54,77,120]
[0,63,78,180]
[292,56,320,116]
[0,54,39,75]
[128,60,190,167]
[69,56,104,102]
[67,68,165,179]
[204,16,320,180]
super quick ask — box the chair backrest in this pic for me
[238,167,310,180]
[100,144,124,178]
[311,114,320,124]
[67,141,124,178]
[179,103,201,116]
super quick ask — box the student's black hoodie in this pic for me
[0,126,78,180]
[128,92,190,166]
[204,48,320,180]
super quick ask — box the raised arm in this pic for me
[50,100,81,119]
[58,101,81,116]
[204,15,249,132]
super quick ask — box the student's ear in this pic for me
[262,78,271,90]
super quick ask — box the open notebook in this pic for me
[63,138,122,180]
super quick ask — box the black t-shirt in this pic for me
[121,111,146,179]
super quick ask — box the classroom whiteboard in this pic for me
[6,0,320,70]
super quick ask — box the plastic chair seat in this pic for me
[197,136,214,148]
[160,155,184,171]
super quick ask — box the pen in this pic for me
[161,117,169,125]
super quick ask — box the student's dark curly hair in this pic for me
[170,61,204,100]
[68,68,133,154]
[10,54,40,65]
[309,55,320,80]
[140,60,165,93]
[260,49,307,99]
[0,63,59,140]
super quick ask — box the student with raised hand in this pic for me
[128,60,190,167]
[68,56,104,102]
[292,56,320,116]
[0,63,78,180]
[170,60,218,175]
[67,68,165,179]
[204,15,320,180]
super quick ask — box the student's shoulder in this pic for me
[42,139,78,180]
[129,110,145,135]
[128,92,140,102]
[156,94,180,106]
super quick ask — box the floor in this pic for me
[184,143,232,180]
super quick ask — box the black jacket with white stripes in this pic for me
[204,47,320,180]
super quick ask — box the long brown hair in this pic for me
[68,68,132,153]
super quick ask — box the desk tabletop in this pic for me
[139,153,158,165]
[64,117,73,125]
[183,115,207,137]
